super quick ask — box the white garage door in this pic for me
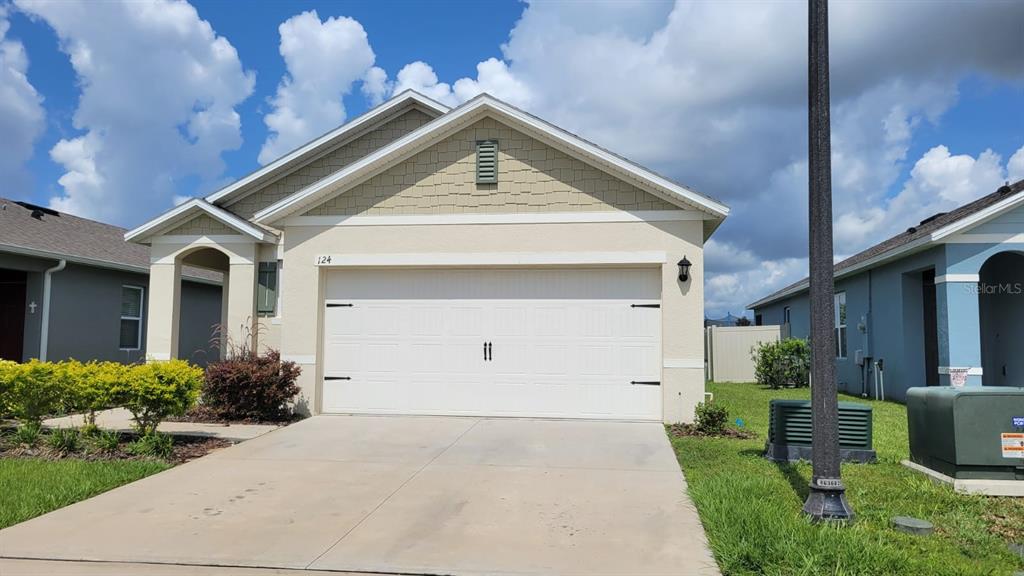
[322,268,662,420]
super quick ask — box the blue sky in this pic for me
[1,0,1022,316]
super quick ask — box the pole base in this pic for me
[802,479,854,524]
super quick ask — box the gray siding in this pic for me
[2,253,221,366]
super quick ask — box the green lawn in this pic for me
[0,458,170,529]
[672,382,1024,576]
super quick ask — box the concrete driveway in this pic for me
[0,415,719,575]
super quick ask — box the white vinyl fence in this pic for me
[705,325,782,383]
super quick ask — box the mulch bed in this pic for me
[0,433,231,465]
[667,423,757,439]
[166,405,303,426]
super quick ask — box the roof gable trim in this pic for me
[252,95,729,225]
[206,91,449,206]
[747,189,1024,309]
[124,199,274,244]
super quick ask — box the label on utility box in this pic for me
[1013,417,1024,428]
[1002,433,1024,459]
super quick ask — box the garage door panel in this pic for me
[323,268,662,420]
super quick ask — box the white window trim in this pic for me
[834,292,847,359]
[120,285,144,351]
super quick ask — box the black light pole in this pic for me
[802,0,854,523]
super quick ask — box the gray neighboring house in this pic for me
[749,179,1024,402]
[0,198,222,366]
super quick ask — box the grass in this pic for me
[0,458,170,529]
[671,382,1024,576]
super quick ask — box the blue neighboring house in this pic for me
[749,179,1024,402]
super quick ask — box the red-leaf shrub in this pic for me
[202,350,301,422]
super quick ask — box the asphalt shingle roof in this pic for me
[750,178,1024,308]
[0,198,221,283]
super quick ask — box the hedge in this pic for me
[0,359,202,433]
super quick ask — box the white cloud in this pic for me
[369,58,533,109]
[390,61,455,105]
[405,0,1023,315]
[0,6,45,191]
[16,0,254,226]
[361,65,390,106]
[259,10,376,165]
[1009,145,1024,183]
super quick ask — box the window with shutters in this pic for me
[120,285,144,350]
[257,262,278,317]
[476,140,498,183]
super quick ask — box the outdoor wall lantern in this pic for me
[678,256,692,282]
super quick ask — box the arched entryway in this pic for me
[177,247,230,365]
[978,251,1024,387]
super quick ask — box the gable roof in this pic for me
[124,198,276,244]
[252,93,729,236]
[0,198,220,283]
[748,178,1024,310]
[205,90,449,207]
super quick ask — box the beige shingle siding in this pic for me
[303,117,674,217]
[226,109,435,219]
[165,214,236,236]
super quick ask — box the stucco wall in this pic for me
[226,108,435,219]
[303,116,675,217]
[278,218,706,423]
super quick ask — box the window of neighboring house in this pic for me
[257,262,278,317]
[755,314,763,326]
[834,291,847,358]
[783,306,791,325]
[120,285,144,350]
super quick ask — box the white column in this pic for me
[146,261,182,361]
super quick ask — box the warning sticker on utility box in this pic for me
[1002,433,1024,458]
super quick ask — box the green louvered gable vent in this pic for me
[476,140,498,183]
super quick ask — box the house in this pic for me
[125,91,729,423]
[704,312,744,327]
[749,178,1024,402]
[0,198,223,366]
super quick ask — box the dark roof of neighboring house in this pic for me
[749,178,1024,309]
[0,198,220,283]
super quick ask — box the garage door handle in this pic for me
[484,341,492,361]
[631,380,660,386]
[325,376,351,381]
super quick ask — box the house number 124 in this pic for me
[316,255,332,265]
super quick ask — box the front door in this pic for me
[0,269,27,361]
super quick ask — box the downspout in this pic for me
[39,259,67,361]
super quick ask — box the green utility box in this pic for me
[765,399,876,463]
[907,387,1024,480]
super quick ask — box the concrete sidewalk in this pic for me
[4,415,720,575]
[43,408,279,442]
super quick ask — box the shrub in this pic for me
[91,429,122,453]
[6,359,64,425]
[203,350,301,422]
[127,432,174,459]
[12,422,42,446]
[752,338,810,389]
[46,427,80,454]
[0,359,17,418]
[58,360,121,426]
[110,360,202,435]
[694,401,729,435]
